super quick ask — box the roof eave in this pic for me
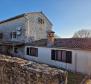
[0,14,25,24]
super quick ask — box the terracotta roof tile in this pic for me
[26,38,91,50]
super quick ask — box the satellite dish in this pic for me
[17,31,21,35]
[17,26,22,31]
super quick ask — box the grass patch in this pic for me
[36,64,85,84]
[68,71,85,84]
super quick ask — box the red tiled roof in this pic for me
[55,38,91,50]
[26,38,91,50]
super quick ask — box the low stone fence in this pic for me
[0,55,67,84]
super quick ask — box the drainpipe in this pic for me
[24,14,30,43]
[75,53,77,73]
[27,20,30,42]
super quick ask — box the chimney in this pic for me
[47,31,55,47]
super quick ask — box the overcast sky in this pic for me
[0,0,91,38]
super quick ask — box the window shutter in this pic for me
[51,50,56,60]
[27,47,29,55]
[66,51,72,64]
[0,33,3,39]
[10,32,12,38]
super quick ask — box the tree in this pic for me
[73,29,91,38]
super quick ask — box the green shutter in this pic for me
[51,50,56,60]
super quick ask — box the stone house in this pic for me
[0,12,52,56]
[1,12,91,75]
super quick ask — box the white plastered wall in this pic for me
[25,46,91,74]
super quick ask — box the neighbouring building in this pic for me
[25,31,91,75]
[0,12,91,75]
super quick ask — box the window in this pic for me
[14,48,18,53]
[51,50,72,64]
[0,33,3,39]
[38,17,44,24]
[13,32,16,38]
[10,32,17,39]
[26,47,38,57]
[51,50,66,61]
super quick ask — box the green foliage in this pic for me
[68,72,84,84]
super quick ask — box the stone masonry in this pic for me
[0,55,67,84]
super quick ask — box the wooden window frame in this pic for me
[38,17,44,24]
[13,32,16,38]
[26,47,38,57]
[51,50,72,64]
[10,32,17,39]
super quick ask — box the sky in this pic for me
[0,0,91,38]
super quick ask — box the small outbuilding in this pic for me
[25,31,91,75]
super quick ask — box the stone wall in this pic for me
[25,12,52,41]
[0,17,26,42]
[0,55,67,84]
